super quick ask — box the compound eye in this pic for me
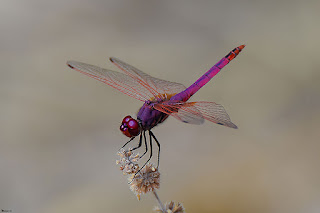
[122,115,132,124]
[127,119,139,129]
[127,119,140,137]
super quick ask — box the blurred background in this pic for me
[1,0,320,212]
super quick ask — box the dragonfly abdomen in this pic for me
[171,45,245,102]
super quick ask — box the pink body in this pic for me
[67,46,245,168]
[67,45,245,136]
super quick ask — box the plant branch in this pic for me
[153,190,166,213]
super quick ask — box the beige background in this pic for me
[1,0,320,213]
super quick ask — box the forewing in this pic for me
[154,101,237,128]
[110,57,186,97]
[67,61,154,101]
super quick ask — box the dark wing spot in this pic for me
[217,122,224,125]
[67,64,74,69]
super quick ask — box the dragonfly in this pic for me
[67,45,245,169]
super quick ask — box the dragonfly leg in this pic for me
[150,131,160,169]
[139,131,148,158]
[120,136,135,150]
[131,133,143,151]
[140,131,153,170]
[132,131,153,180]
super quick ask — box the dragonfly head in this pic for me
[120,115,141,138]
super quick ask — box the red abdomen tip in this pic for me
[225,45,246,60]
[238,44,245,50]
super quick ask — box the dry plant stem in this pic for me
[153,190,166,213]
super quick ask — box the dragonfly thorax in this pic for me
[137,101,170,131]
[120,115,141,138]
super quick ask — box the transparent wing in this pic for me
[67,61,155,101]
[153,101,204,124]
[153,101,237,128]
[189,102,238,128]
[110,57,186,98]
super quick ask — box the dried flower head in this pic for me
[116,148,140,175]
[129,163,160,199]
[154,201,185,213]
